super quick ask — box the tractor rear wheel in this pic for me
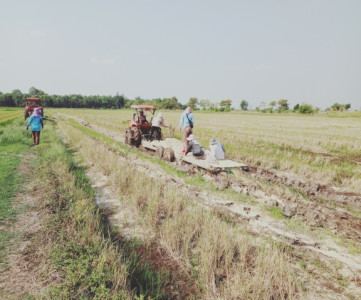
[163,148,175,162]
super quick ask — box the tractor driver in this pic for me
[150,113,168,140]
[139,110,147,123]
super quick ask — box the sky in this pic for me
[0,0,360,109]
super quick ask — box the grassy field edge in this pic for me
[38,120,177,299]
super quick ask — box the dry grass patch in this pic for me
[51,108,361,192]
[59,118,302,299]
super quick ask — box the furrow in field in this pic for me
[56,112,361,293]
[58,112,361,244]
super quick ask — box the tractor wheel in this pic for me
[125,129,130,145]
[132,127,142,147]
[163,148,175,162]
[156,146,164,158]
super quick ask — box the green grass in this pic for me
[35,122,170,299]
[0,122,31,267]
[266,206,285,219]
[0,154,21,224]
[0,118,17,127]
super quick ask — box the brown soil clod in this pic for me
[156,145,164,158]
[163,148,175,162]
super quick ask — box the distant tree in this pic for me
[331,103,343,111]
[277,99,289,112]
[29,86,45,97]
[134,96,145,104]
[200,99,213,110]
[0,94,15,106]
[293,103,300,111]
[314,107,320,113]
[269,101,276,110]
[298,103,314,114]
[344,103,351,110]
[187,97,198,110]
[240,99,248,111]
[259,101,267,110]
[12,89,22,94]
[40,94,54,107]
[11,89,24,106]
[219,99,232,109]
[208,101,217,110]
[157,97,180,110]
[255,107,260,111]
[113,93,125,108]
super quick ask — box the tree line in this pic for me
[0,87,185,110]
[0,87,352,113]
[254,99,351,114]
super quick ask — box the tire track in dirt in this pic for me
[56,113,361,298]
[245,167,361,242]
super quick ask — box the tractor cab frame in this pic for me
[129,105,156,136]
[24,97,43,120]
[125,105,157,147]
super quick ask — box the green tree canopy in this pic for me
[298,103,314,114]
[219,99,232,108]
[240,99,248,110]
[277,99,289,111]
[269,100,276,108]
[187,97,198,110]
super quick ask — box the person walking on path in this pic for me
[179,107,194,152]
[26,108,44,145]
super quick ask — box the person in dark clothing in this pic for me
[139,111,147,123]
[150,112,168,140]
[184,134,204,157]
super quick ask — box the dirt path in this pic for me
[0,156,58,299]
[57,113,361,298]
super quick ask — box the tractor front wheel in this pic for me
[125,127,142,147]
[133,127,142,147]
[125,129,130,145]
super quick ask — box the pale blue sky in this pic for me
[0,0,360,109]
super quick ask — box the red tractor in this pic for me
[24,98,44,120]
[125,105,157,147]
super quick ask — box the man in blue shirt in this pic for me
[179,107,194,152]
[26,108,44,145]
